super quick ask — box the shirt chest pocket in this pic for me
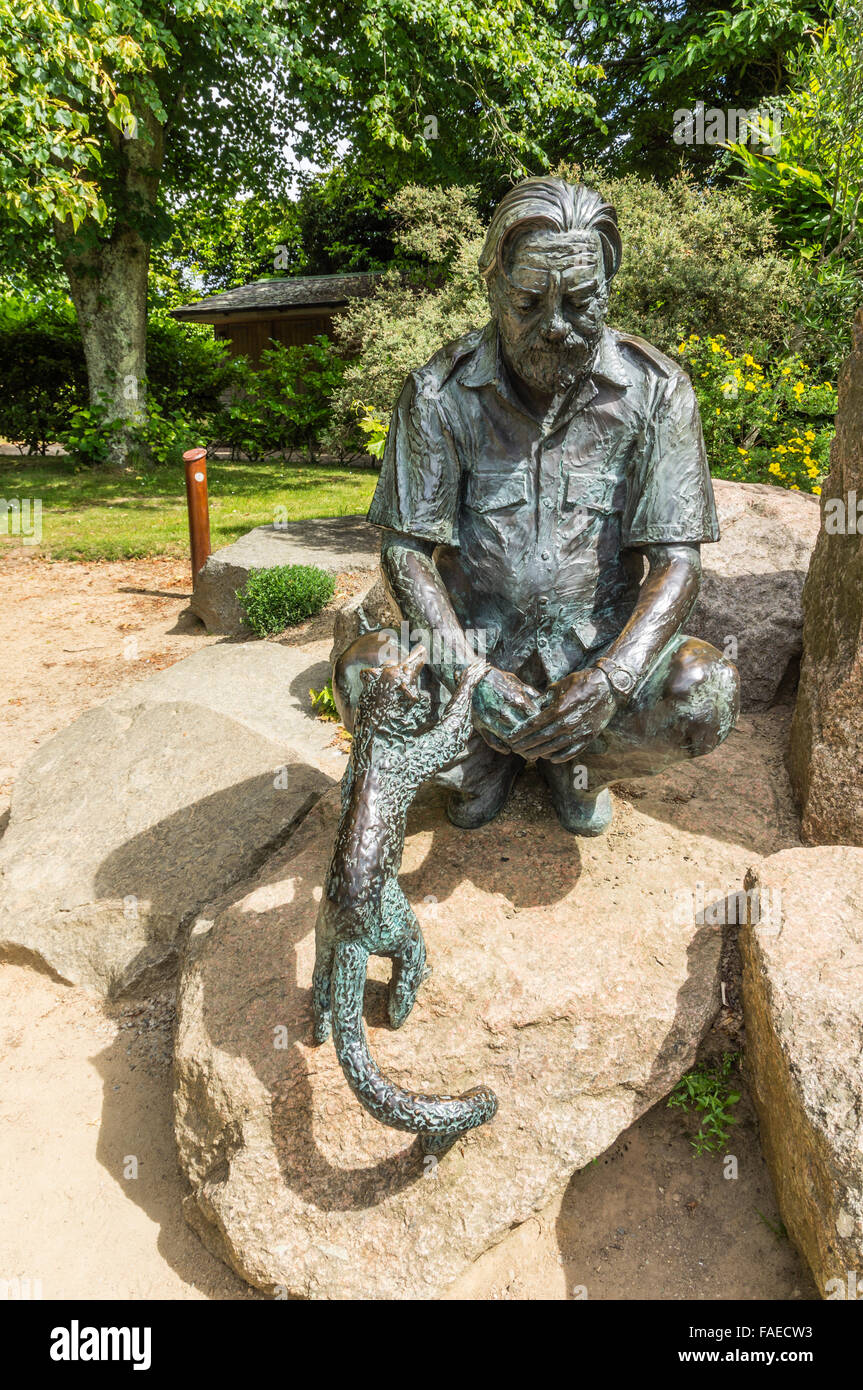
[563,463,626,516]
[465,467,530,513]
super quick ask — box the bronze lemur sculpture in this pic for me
[312,644,498,1155]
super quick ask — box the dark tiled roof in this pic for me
[170,271,381,320]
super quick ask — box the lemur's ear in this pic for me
[359,665,381,690]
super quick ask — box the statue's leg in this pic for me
[333,630,521,827]
[379,881,428,1029]
[312,915,336,1044]
[539,635,740,836]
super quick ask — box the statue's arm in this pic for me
[508,543,701,761]
[409,660,488,781]
[380,531,476,691]
[601,542,702,677]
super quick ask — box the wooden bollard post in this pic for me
[183,447,212,587]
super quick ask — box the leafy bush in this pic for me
[236,564,335,636]
[58,396,198,469]
[329,174,804,446]
[597,169,802,360]
[675,333,836,493]
[212,337,349,461]
[327,184,487,447]
[0,309,87,453]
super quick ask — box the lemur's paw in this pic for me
[312,1009,332,1045]
[387,984,418,1030]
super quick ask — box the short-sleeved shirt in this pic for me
[368,320,719,685]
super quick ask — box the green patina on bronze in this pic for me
[317,177,740,1150]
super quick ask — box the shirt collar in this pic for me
[459,322,630,411]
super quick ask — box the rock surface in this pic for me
[0,641,345,996]
[175,710,800,1299]
[192,517,380,635]
[741,847,863,1297]
[789,311,863,844]
[329,481,819,709]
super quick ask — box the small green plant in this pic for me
[309,680,339,720]
[667,1052,742,1155]
[236,564,335,636]
[352,399,389,459]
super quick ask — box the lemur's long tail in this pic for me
[331,940,498,1154]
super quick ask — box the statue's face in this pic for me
[491,228,608,397]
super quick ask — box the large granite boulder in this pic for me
[330,480,820,711]
[789,311,863,845]
[741,847,863,1297]
[192,517,380,635]
[692,479,819,708]
[0,642,343,996]
[174,711,799,1299]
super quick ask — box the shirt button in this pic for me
[541,550,550,561]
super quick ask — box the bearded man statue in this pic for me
[333,177,740,835]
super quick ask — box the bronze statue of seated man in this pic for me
[333,176,740,836]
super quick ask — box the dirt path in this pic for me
[0,550,219,823]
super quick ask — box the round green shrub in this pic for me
[236,564,335,636]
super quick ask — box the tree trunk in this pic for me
[57,226,150,466]
[53,110,164,467]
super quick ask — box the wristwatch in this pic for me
[594,656,639,701]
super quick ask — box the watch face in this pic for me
[615,669,636,694]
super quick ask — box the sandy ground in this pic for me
[0,547,817,1301]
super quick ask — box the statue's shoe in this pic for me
[446,758,521,829]
[548,785,613,837]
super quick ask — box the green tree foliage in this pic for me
[535,0,825,190]
[0,0,603,464]
[728,0,863,369]
[331,172,802,440]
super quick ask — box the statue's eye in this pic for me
[513,293,539,311]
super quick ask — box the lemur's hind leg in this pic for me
[378,880,428,1030]
[312,919,336,1044]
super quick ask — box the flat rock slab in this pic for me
[192,517,380,634]
[742,846,863,1296]
[0,640,346,996]
[175,711,800,1299]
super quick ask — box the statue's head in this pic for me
[479,178,622,398]
[357,643,432,737]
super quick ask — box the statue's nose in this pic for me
[541,313,568,341]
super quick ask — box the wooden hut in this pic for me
[170,272,379,366]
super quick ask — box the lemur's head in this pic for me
[357,644,432,737]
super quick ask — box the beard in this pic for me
[505,322,603,397]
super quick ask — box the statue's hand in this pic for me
[508,667,618,763]
[472,667,543,752]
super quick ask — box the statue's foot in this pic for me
[550,786,613,837]
[446,759,520,829]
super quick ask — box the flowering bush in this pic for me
[674,335,836,495]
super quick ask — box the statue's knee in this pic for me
[332,629,400,730]
[667,639,740,755]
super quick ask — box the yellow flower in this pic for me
[677,341,686,353]
[744,382,756,391]
[805,430,815,441]
[813,486,821,495]
[737,447,748,456]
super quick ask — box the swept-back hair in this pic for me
[478,177,622,285]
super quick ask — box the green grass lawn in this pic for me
[0,456,379,560]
